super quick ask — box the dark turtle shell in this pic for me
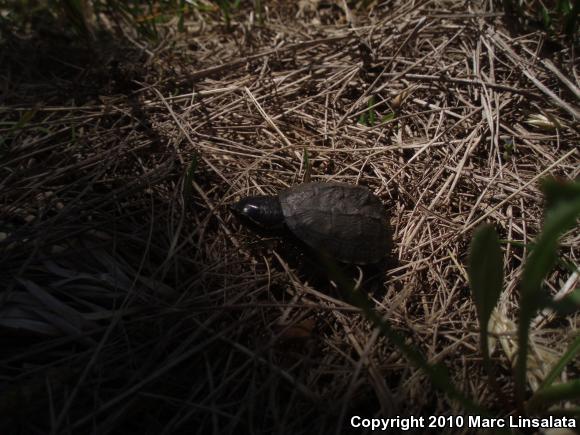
[279,182,390,264]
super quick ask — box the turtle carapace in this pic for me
[231,182,390,265]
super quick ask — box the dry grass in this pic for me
[1,1,579,433]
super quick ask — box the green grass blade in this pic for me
[468,225,504,360]
[538,333,580,391]
[358,112,368,126]
[540,6,552,31]
[563,0,578,38]
[216,0,231,29]
[367,96,376,126]
[178,0,186,32]
[381,112,395,123]
[547,288,580,315]
[527,379,580,411]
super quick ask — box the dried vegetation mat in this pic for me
[0,0,578,433]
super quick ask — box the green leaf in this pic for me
[468,224,504,353]
[367,96,376,126]
[516,192,580,405]
[539,334,580,391]
[546,288,580,315]
[178,0,186,32]
[358,112,368,126]
[563,1,578,38]
[527,379,580,411]
[557,0,571,14]
[381,112,396,123]
[520,198,580,310]
[541,6,552,30]
[541,178,580,214]
[217,0,232,29]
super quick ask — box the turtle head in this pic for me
[230,195,285,228]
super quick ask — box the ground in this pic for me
[0,1,578,434]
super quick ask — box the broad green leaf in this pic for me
[541,178,580,214]
[520,197,580,310]
[516,192,580,405]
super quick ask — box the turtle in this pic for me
[230,182,391,265]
